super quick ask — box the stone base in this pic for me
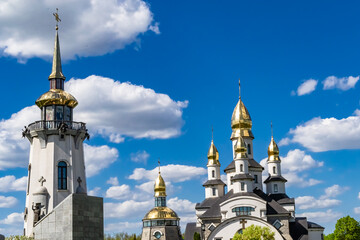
[33,193,103,240]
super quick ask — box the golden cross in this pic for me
[240,219,247,229]
[158,158,161,174]
[53,8,61,30]
[211,126,214,141]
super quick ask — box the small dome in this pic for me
[33,186,48,195]
[268,137,280,162]
[234,136,248,159]
[207,140,220,166]
[143,207,179,220]
[154,174,166,197]
[231,99,252,130]
[36,89,78,108]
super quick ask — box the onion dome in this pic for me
[207,140,220,166]
[234,136,248,159]
[268,136,280,162]
[143,207,179,220]
[230,100,254,140]
[154,173,166,197]
[35,89,78,108]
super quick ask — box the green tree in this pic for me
[233,225,275,240]
[193,232,201,240]
[5,236,34,240]
[324,233,335,240]
[333,216,360,240]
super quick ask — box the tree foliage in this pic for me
[5,236,34,240]
[233,225,275,240]
[324,233,335,240]
[193,232,201,240]
[333,216,360,240]
[104,232,141,240]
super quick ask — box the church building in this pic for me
[22,11,103,239]
[141,167,183,240]
[184,84,324,240]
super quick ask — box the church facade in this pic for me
[185,88,324,240]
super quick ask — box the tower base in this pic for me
[33,193,103,240]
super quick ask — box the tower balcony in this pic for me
[27,120,86,131]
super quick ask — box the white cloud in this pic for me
[280,115,360,152]
[107,177,119,186]
[105,221,142,233]
[354,207,360,214]
[297,209,341,223]
[167,197,196,214]
[323,184,348,198]
[66,75,188,143]
[0,106,38,169]
[105,200,152,219]
[88,187,101,196]
[354,109,360,116]
[0,176,27,192]
[105,184,131,200]
[295,196,340,210]
[131,150,150,163]
[84,144,119,177]
[358,192,360,200]
[0,196,18,208]
[296,79,318,96]
[0,212,23,224]
[322,76,359,91]
[260,149,323,187]
[129,164,206,183]
[0,0,159,61]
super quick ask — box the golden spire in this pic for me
[231,79,253,140]
[49,8,65,80]
[268,123,280,162]
[154,160,166,197]
[207,127,220,166]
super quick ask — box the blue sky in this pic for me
[0,0,360,236]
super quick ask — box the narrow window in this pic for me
[241,182,245,191]
[212,188,216,196]
[274,184,278,193]
[212,170,215,178]
[254,174,258,183]
[240,164,243,172]
[273,166,276,174]
[58,161,67,190]
[247,144,251,154]
[27,164,31,195]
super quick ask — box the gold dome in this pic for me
[230,100,253,140]
[143,207,179,220]
[268,137,280,162]
[207,140,220,166]
[154,173,166,197]
[231,100,252,129]
[35,89,78,108]
[234,136,248,159]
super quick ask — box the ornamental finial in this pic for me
[53,8,61,30]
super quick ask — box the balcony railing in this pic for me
[27,120,86,131]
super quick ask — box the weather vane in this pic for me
[53,8,61,30]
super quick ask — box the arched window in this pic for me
[247,144,251,154]
[212,170,215,178]
[274,184,278,193]
[240,164,243,172]
[273,166,276,174]
[58,161,67,190]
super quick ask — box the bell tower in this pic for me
[23,11,89,236]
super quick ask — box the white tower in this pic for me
[203,137,225,198]
[23,20,88,236]
[264,134,287,195]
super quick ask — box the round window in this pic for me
[154,231,162,239]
